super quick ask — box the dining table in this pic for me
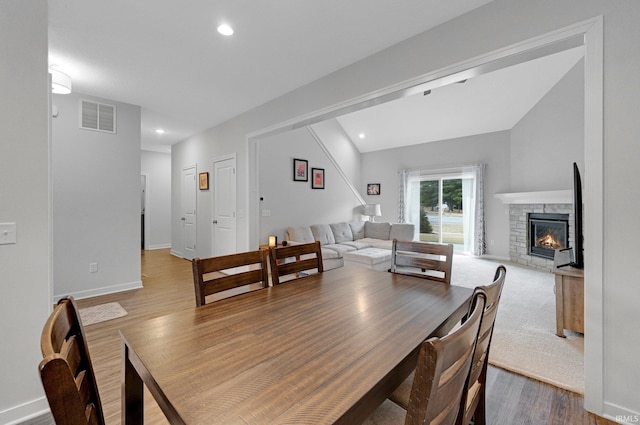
[120,265,473,425]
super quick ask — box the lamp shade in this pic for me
[363,203,382,217]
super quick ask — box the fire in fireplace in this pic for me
[528,213,569,260]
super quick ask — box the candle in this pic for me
[268,236,277,247]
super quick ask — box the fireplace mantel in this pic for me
[494,190,571,204]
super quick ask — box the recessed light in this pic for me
[358,133,366,139]
[155,129,166,134]
[217,24,234,36]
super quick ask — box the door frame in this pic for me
[211,154,237,257]
[141,172,150,250]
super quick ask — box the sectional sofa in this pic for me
[285,221,415,271]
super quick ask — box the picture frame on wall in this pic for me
[199,172,209,190]
[367,183,381,195]
[293,158,308,182]
[311,168,325,189]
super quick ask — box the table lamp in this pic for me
[363,204,382,222]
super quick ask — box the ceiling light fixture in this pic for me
[155,129,166,134]
[217,24,234,36]
[49,68,72,94]
[359,133,365,139]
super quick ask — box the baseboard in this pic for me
[170,249,184,258]
[0,397,50,425]
[146,244,171,250]
[602,401,639,424]
[53,280,143,302]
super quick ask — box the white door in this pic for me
[181,165,197,260]
[212,157,236,256]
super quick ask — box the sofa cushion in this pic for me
[359,238,393,250]
[310,224,335,246]
[341,241,372,250]
[323,244,357,256]
[349,221,366,240]
[286,226,315,243]
[330,222,353,243]
[365,221,391,240]
[390,223,415,241]
[320,247,340,259]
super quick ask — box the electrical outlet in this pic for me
[89,262,98,273]
[0,222,17,245]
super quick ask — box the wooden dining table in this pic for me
[120,266,473,425]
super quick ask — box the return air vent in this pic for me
[80,100,116,133]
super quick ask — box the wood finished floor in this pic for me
[33,249,617,425]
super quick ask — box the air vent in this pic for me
[80,100,116,133]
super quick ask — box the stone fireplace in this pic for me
[497,190,574,272]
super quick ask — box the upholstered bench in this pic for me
[343,248,392,271]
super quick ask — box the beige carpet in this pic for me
[451,255,584,394]
[79,302,128,326]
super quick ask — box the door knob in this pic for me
[212,220,218,224]
[181,217,185,221]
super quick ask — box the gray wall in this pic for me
[361,132,512,258]
[171,0,640,419]
[141,150,172,249]
[0,1,52,422]
[258,126,362,244]
[52,93,142,299]
[511,59,585,191]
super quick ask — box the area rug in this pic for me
[451,255,584,394]
[79,302,128,326]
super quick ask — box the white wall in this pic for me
[511,59,585,191]
[51,93,142,300]
[258,126,362,243]
[141,150,172,249]
[171,0,639,419]
[310,118,362,192]
[0,1,52,423]
[361,132,512,258]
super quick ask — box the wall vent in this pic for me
[80,100,116,133]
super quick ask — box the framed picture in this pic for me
[293,158,308,182]
[199,172,209,190]
[311,168,325,189]
[367,183,381,195]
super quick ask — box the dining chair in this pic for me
[455,265,507,425]
[390,239,454,284]
[363,290,486,425]
[39,296,106,425]
[192,249,269,306]
[269,241,323,285]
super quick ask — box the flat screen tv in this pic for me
[572,162,584,268]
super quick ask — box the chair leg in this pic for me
[473,387,486,425]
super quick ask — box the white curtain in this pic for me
[398,170,421,240]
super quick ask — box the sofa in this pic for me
[285,221,415,271]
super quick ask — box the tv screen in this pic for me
[572,162,584,268]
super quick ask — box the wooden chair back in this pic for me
[269,241,323,285]
[404,291,486,425]
[390,239,454,284]
[192,249,269,306]
[456,265,507,425]
[39,296,105,425]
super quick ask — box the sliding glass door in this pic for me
[407,171,477,253]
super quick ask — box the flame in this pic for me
[537,233,562,248]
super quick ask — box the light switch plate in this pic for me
[0,222,17,245]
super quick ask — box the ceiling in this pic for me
[337,46,585,152]
[48,1,582,155]
[48,0,497,152]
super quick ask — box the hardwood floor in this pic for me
[35,249,616,425]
